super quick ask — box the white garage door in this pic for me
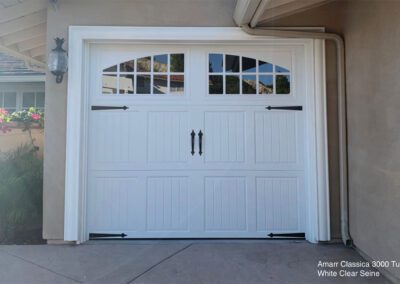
[86,44,307,239]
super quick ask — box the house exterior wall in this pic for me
[44,0,237,240]
[267,0,400,279]
[0,129,44,157]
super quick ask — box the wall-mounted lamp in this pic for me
[48,38,68,84]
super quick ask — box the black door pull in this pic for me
[198,130,203,156]
[266,106,302,111]
[91,105,129,111]
[191,130,196,156]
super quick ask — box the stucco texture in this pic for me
[265,0,400,279]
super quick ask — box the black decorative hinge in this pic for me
[268,232,306,239]
[266,106,303,111]
[91,106,129,111]
[89,233,127,240]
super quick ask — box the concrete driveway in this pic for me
[0,240,388,284]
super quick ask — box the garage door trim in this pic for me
[64,26,329,243]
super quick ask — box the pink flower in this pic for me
[0,108,8,116]
[31,113,41,120]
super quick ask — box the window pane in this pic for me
[242,75,257,94]
[23,92,35,108]
[153,55,168,72]
[136,75,151,94]
[120,74,134,94]
[225,55,239,73]
[4,92,16,107]
[226,75,240,94]
[259,75,273,94]
[209,54,223,73]
[36,92,45,108]
[102,74,118,94]
[120,60,135,72]
[242,57,256,73]
[154,75,168,94]
[170,75,184,94]
[103,65,117,72]
[259,61,273,73]
[276,75,290,94]
[137,56,151,72]
[276,65,290,73]
[209,75,223,94]
[170,54,184,72]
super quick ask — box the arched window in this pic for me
[208,54,291,95]
[102,53,185,95]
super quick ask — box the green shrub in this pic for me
[0,145,43,243]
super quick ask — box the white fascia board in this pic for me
[0,75,45,82]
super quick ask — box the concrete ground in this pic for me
[0,240,389,284]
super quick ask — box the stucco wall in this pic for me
[344,0,400,279]
[266,0,400,279]
[44,0,237,240]
[0,129,44,157]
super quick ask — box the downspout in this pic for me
[240,17,352,245]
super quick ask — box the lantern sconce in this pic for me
[48,38,68,84]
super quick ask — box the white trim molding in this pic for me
[0,75,45,82]
[64,26,329,243]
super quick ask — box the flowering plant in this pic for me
[0,108,11,133]
[0,107,44,152]
[10,107,44,130]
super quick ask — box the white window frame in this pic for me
[0,82,45,111]
[64,26,329,243]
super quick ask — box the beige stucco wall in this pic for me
[44,0,237,240]
[267,0,400,279]
[0,129,44,157]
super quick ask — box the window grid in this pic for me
[22,92,45,110]
[0,91,44,113]
[102,53,185,96]
[208,53,291,96]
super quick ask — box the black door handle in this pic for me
[198,130,203,156]
[91,105,129,111]
[266,106,302,111]
[191,130,195,156]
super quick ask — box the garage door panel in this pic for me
[147,177,189,232]
[87,177,141,232]
[204,111,246,163]
[148,111,190,164]
[255,111,299,164]
[256,176,301,232]
[90,111,145,165]
[204,177,247,231]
